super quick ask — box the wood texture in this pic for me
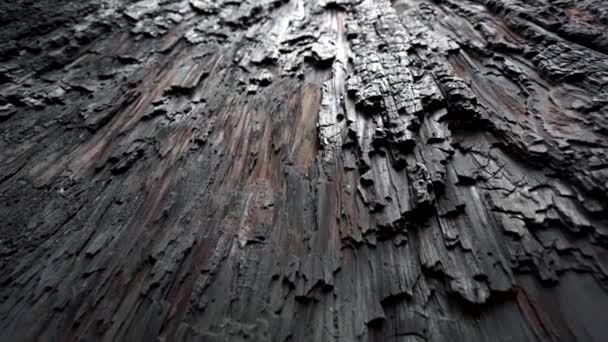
[1,0,608,341]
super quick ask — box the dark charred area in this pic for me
[1,0,608,341]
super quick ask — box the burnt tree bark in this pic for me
[2,0,608,341]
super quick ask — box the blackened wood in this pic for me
[1,0,608,341]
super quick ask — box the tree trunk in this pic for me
[2,0,608,340]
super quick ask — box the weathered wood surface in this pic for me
[1,0,608,341]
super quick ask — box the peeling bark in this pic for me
[1,0,608,341]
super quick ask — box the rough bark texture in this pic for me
[2,0,608,341]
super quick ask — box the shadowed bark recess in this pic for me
[1,0,608,341]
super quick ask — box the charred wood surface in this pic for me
[1,0,608,341]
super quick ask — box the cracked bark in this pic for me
[1,0,608,341]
